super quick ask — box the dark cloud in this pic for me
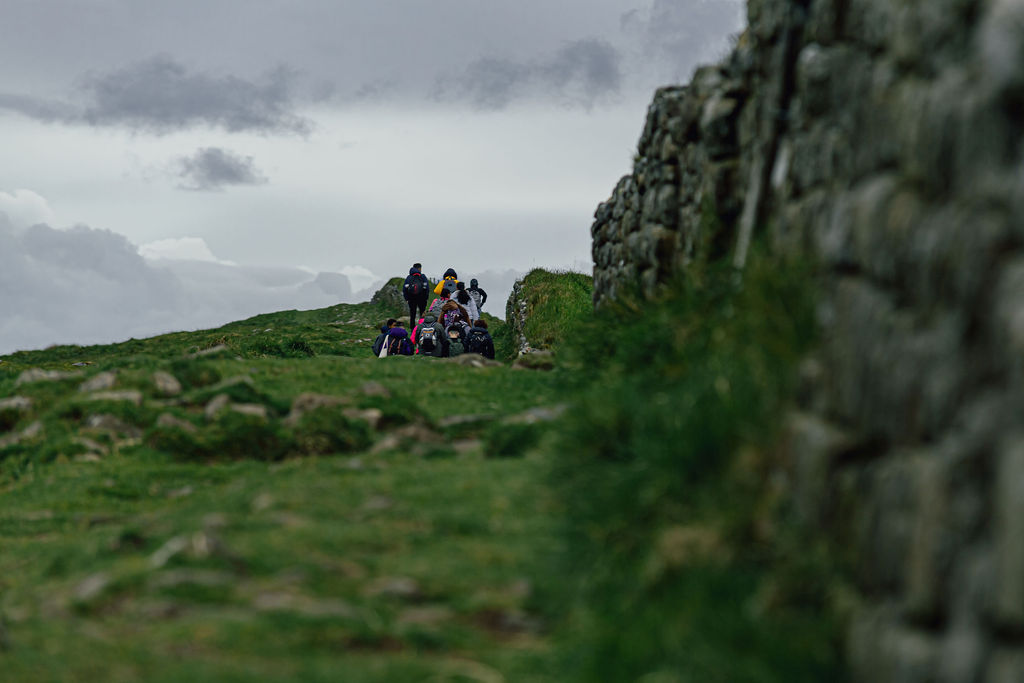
[81,56,311,134]
[436,38,623,109]
[0,55,311,135]
[622,0,744,81]
[0,92,77,123]
[174,147,268,192]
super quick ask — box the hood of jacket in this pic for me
[409,266,421,275]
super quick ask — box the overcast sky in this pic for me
[0,0,744,354]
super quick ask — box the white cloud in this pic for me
[139,236,224,263]
[0,188,56,231]
[339,265,380,292]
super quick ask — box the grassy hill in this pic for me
[0,264,844,682]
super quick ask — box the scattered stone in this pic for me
[397,605,453,627]
[149,569,233,590]
[363,576,422,601]
[73,573,111,603]
[188,344,231,358]
[511,350,555,371]
[0,396,32,415]
[343,407,383,430]
[0,421,43,449]
[79,371,117,393]
[149,536,190,569]
[88,390,143,406]
[85,414,131,433]
[231,403,269,420]
[165,486,194,499]
[15,369,82,386]
[503,404,568,425]
[360,381,391,398]
[361,495,394,511]
[70,436,108,456]
[283,392,350,427]
[438,414,493,428]
[204,394,231,420]
[71,361,93,367]
[449,355,503,368]
[251,493,275,512]
[152,371,183,397]
[73,453,103,463]
[251,592,356,618]
[156,413,198,434]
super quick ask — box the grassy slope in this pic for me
[0,295,566,682]
[0,259,843,682]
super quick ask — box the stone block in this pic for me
[843,0,895,50]
[858,455,918,592]
[988,649,1024,683]
[978,0,1024,98]
[783,411,854,524]
[904,453,950,621]
[992,435,1024,628]
[848,606,939,683]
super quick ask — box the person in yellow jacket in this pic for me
[433,268,459,295]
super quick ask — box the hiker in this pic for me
[468,278,487,312]
[433,267,459,295]
[380,324,414,357]
[372,318,399,356]
[454,283,480,322]
[440,299,471,330]
[427,279,458,317]
[414,314,448,357]
[402,263,430,330]
[464,319,495,360]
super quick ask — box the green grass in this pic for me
[543,253,843,681]
[0,263,843,681]
[515,269,593,353]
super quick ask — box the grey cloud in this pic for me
[175,147,268,192]
[622,0,744,81]
[0,218,356,355]
[436,38,622,109]
[0,56,311,135]
[0,93,77,123]
[81,56,311,134]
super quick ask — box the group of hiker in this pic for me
[372,263,494,360]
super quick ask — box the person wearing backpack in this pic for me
[427,279,458,317]
[464,319,495,359]
[455,285,479,323]
[372,318,399,356]
[403,263,430,330]
[432,267,459,295]
[414,314,448,357]
[380,325,414,357]
[440,299,470,329]
[468,278,487,312]
[445,323,468,357]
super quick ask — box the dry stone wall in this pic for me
[592,1,1024,680]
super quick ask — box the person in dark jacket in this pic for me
[468,278,487,312]
[403,263,430,330]
[372,319,399,356]
[464,319,495,359]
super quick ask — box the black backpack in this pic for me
[404,273,427,299]
[465,328,494,359]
